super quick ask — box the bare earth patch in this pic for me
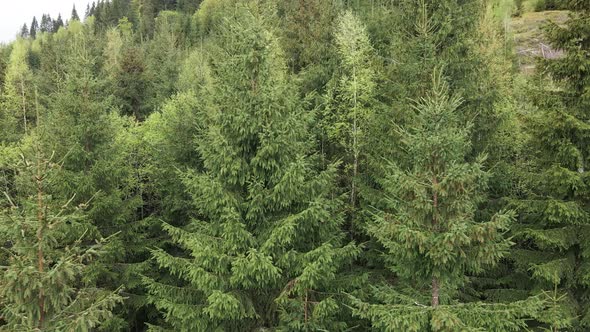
[510,10,569,73]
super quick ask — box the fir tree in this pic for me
[353,71,541,331]
[146,3,357,330]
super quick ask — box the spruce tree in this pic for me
[53,14,64,33]
[19,24,29,38]
[0,39,35,142]
[504,2,590,330]
[143,11,182,116]
[277,0,340,97]
[353,71,541,331]
[40,14,53,34]
[0,136,122,331]
[104,20,150,120]
[322,10,375,212]
[39,19,142,330]
[146,3,357,330]
[29,17,38,39]
[72,5,80,22]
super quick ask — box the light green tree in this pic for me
[1,39,35,142]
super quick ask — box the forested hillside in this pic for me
[0,0,589,331]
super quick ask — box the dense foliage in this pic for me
[0,0,587,330]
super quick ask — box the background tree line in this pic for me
[0,0,589,330]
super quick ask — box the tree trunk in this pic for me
[20,78,27,134]
[36,149,45,327]
[432,277,440,307]
[432,175,439,307]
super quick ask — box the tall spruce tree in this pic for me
[72,5,81,22]
[143,11,182,117]
[0,136,122,331]
[146,3,357,330]
[505,1,590,330]
[39,14,53,34]
[39,19,142,330]
[29,17,38,39]
[353,71,541,331]
[322,11,375,213]
[0,39,35,142]
[53,14,64,32]
[19,24,29,38]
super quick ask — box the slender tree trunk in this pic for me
[351,67,358,208]
[431,277,440,307]
[35,149,45,327]
[20,78,27,134]
[432,176,439,307]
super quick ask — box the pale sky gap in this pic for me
[0,0,94,43]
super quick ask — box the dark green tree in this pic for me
[503,2,590,330]
[72,5,80,21]
[29,17,38,39]
[19,24,29,38]
[53,14,64,32]
[39,14,53,33]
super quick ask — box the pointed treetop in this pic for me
[71,4,80,21]
[20,23,29,38]
[30,16,38,38]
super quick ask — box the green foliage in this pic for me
[500,3,590,330]
[0,0,586,330]
[356,72,535,330]
[0,138,123,331]
[0,39,35,142]
[146,3,357,330]
[320,10,376,220]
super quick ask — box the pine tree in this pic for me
[353,71,541,331]
[0,136,123,331]
[146,3,357,330]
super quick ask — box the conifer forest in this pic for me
[0,0,589,330]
